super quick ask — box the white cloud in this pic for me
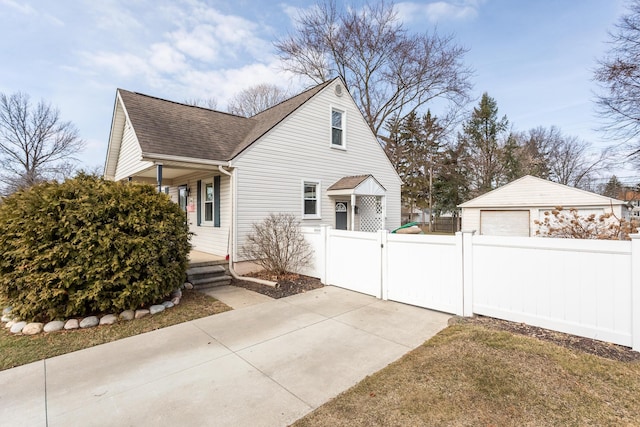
[169,25,219,62]
[88,0,143,33]
[175,61,295,108]
[1,0,64,26]
[396,1,483,23]
[149,43,188,74]
[81,51,152,79]
[0,0,36,15]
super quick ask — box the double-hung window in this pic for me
[197,176,221,227]
[331,109,345,148]
[303,181,320,219]
[204,182,214,222]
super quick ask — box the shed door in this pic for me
[480,210,530,236]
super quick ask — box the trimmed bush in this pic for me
[0,174,191,322]
[242,213,312,275]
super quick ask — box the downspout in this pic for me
[217,165,276,287]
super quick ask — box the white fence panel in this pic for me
[300,226,324,280]
[326,230,381,297]
[472,236,633,346]
[386,234,462,315]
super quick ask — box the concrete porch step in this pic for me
[187,264,226,278]
[191,275,233,290]
[187,262,232,290]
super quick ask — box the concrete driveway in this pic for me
[0,286,450,427]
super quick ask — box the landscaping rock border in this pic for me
[1,285,189,336]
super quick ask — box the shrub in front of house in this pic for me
[0,174,191,322]
[242,212,312,275]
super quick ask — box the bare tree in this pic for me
[275,0,472,138]
[594,0,640,160]
[227,84,289,117]
[546,135,611,190]
[0,92,85,194]
[183,97,218,110]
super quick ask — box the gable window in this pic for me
[303,181,321,218]
[331,109,345,148]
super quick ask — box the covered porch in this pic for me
[122,161,233,260]
[327,175,387,232]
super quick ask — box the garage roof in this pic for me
[458,175,625,208]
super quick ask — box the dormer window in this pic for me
[331,108,345,148]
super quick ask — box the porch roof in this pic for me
[327,175,386,196]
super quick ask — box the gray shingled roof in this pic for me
[327,175,372,191]
[118,79,335,162]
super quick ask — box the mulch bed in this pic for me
[231,272,323,299]
[455,315,640,362]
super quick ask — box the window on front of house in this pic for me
[331,109,344,147]
[303,181,320,218]
[204,181,213,222]
[197,176,220,227]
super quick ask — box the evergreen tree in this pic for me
[387,110,446,217]
[458,92,509,196]
[433,141,469,216]
[603,175,624,198]
[500,133,525,183]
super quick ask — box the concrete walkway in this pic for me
[0,286,450,427]
[201,285,274,309]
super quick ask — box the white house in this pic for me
[103,78,401,265]
[458,175,626,236]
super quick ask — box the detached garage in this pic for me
[458,175,626,237]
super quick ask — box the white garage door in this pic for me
[480,210,530,236]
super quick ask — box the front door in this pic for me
[335,201,348,230]
[178,185,188,212]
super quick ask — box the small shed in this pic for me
[458,175,626,237]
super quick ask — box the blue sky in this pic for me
[0,0,631,182]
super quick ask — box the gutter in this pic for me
[141,152,231,167]
[217,165,277,287]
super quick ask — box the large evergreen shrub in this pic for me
[0,175,191,321]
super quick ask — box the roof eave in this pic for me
[140,152,231,167]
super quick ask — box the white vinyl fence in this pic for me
[301,226,640,351]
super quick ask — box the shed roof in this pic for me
[458,175,624,208]
[116,78,335,162]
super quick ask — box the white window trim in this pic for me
[201,178,214,226]
[330,106,346,150]
[302,179,322,220]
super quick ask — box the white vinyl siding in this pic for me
[331,108,345,148]
[232,80,401,260]
[303,180,321,218]
[114,122,153,181]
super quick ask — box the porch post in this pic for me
[350,193,356,231]
[156,163,163,192]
